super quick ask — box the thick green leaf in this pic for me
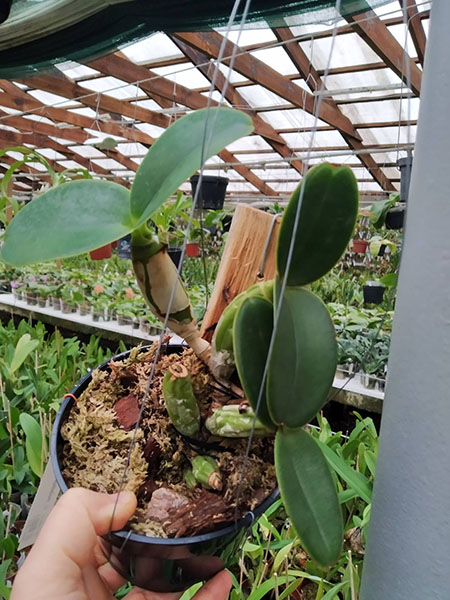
[130,107,253,225]
[275,428,343,567]
[0,180,133,266]
[19,413,46,478]
[277,163,358,286]
[267,288,337,428]
[234,296,275,428]
[10,334,39,374]
[316,440,372,504]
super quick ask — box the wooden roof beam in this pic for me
[20,73,171,129]
[89,53,277,195]
[172,31,361,141]
[399,0,427,67]
[0,127,126,184]
[272,24,395,192]
[0,81,155,146]
[345,8,422,96]
[170,37,304,174]
[90,53,283,145]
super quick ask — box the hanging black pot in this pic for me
[397,156,413,202]
[190,175,229,210]
[51,345,278,593]
[385,208,405,230]
[363,282,385,305]
[168,246,183,268]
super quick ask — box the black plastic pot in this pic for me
[190,175,229,210]
[397,156,413,202]
[363,283,385,305]
[378,244,387,257]
[385,208,405,230]
[168,246,182,268]
[51,345,278,593]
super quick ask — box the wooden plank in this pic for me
[346,9,422,96]
[200,204,280,341]
[173,32,360,141]
[400,0,427,67]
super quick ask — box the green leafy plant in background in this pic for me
[0,319,124,587]
[368,193,399,229]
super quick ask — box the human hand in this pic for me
[11,488,232,600]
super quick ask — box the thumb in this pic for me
[32,488,137,568]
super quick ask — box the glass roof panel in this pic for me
[58,160,85,170]
[259,109,327,129]
[69,145,105,158]
[135,122,165,137]
[223,27,276,46]
[226,135,272,152]
[116,142,148,156]
[28,89,76,107]
[81,77,142,100]
[238,84,291,108]
[281,129,347,148]
[340,97,420,123]
[299,32,381,71]
[121,33,184,65]
[35,148,66,160]
[250,47,298,76]
[216,64,249,86]
[91,158,125,170]
[151,65,211,89]
[387,23,417,59]
[55,61,99,80]
[68,107,97,117]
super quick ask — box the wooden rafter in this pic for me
[20,73,171,128]
[0,127,126,184]
[89,53,277,195]
[170,37,304,174]
[0,80,155,146]
[400,0,427,67]
[345,8,422,96]
[91,53,285,146]
[172,32,361,141]
[272,25,395,192]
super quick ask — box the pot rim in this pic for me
[51,344,279,547]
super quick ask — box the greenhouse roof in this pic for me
[0,0,430,203]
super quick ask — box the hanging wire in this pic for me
[234,0,344,516]
[107,0,254,542]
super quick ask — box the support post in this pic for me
[360,2,450,597]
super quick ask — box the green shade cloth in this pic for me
[0,0,393,79]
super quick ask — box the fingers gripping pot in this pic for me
[51,346,278,593]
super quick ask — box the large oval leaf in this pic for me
[275,427,343,567]
[277,163,358,286]
[267,288,336,428]
[130,107,253,225]
[234,296,275,429]
[0,180,133,266]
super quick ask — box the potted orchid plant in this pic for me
[0,108,359,592]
